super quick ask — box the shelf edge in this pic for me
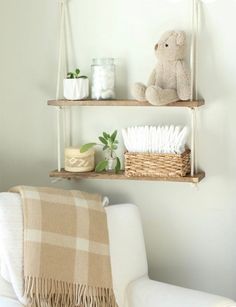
[47,99,205,108]
[49,170,205,183]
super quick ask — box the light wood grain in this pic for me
[48,99,204,108]
[49,169,205,183]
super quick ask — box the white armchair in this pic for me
[0,194,235,307]
[106,203,236,307]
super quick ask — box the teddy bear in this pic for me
[131,31,191,106]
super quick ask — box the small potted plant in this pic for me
[63,68,89,100]
[80,130,121,173]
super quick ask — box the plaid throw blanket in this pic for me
[10,186,117,307]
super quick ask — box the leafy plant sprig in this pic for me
[80,130,121,173]
[67,68,88,79]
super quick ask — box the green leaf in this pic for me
[115,157,121,173]
[95,160,108,172]
[103,132,109,139]
[78,75,88,79]
[111,130,117,142]
[75,68,80,75]
[99,136,108,145]
[80,143,96,153]
[103,145,109,151]
[67,72,74,79]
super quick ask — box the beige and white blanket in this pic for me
[10,186,117,307]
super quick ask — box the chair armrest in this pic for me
[0,297,22,307]
[105,204,148,307]
[127,277,236,307]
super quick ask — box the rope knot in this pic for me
[59,0,67,5]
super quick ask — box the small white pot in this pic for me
[63,78,89,100]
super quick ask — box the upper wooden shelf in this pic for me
[48,99,204,108]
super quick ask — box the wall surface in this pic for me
[0,0,236,300]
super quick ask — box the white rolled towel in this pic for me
[122,125,189,154]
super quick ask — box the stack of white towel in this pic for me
[122,125,189,154]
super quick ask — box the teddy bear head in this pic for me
[155,31,186,61]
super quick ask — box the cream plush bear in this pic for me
[131,31,191,105]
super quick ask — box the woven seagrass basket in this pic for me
[125,149,191,177]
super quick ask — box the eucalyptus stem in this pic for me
[80,130,121,173]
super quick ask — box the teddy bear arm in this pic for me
[147,69,156,87]
[176,61,191,101]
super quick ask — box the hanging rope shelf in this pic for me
[48,0,205,184]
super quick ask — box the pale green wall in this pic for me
[0,0,236,300]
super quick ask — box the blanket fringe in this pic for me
[25,276,117,307]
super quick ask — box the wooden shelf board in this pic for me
[48,99,204,108]
[49,169,205,183]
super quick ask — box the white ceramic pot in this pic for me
[63,78,89,100]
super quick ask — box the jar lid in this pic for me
[92,58,114,65]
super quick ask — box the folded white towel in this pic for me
[122,125,189,154]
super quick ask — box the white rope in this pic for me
[56,109,61,172]
[190,108,195,176]
[60,0,71,150]
[194,0,201,175]
[190,0,200,177]
[195,0,200,101]
[56,0,67,100]
[190,0,197,102]
[64,1,73,147]
[64,1,69,74]
[56,0,68,172]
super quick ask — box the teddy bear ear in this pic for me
[176,31,186,46]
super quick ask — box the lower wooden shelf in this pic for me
[50,169,205,183]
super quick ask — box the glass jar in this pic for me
[105,150,117,172]
[91,58,116,100]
